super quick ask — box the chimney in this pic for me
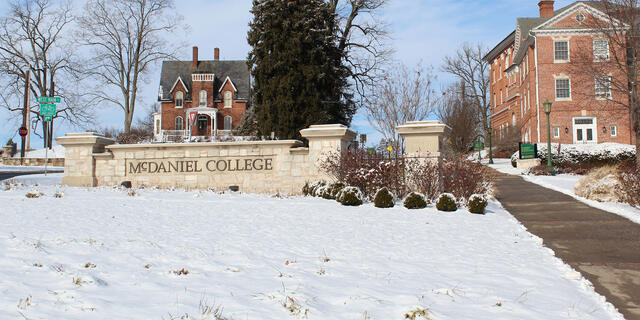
[538,1,554,18]
[214,48,220,60]
[192,46,198,68]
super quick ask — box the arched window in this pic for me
[224,116,232,131]
[512,113,516,126]
[224,91,232,108]
[199,90,207,107]
[175,91,183,108]
[175,116,184,130]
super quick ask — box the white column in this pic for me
[213,111,218,137]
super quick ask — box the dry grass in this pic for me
[172,268,189,276]
[404,307,434,320]
[574,166,623,202]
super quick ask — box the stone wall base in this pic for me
[517,158,541,170]
[1,158,64,167]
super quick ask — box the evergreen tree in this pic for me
[247,0,354,140]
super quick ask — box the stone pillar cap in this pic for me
[397,121,451,135]
[300,124,356,140]
[56,132,115,146]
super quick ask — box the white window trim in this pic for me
[224,91,233,109]
[554,40,570,63]
[595,75,612,100]
[224,115,233,131]
[199,90,207,107]
[593,38,610,62]
[555,78,572,101]
[610,125,617,137]
[175,91,184,109]
[553,126,560,138]
[175,116,184,131]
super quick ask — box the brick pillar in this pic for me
[56,133,114,187]
[397,121,450,161]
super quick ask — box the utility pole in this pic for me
[20,70,31,164]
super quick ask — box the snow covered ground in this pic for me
[485,158,640,224]
[0,174,623,319]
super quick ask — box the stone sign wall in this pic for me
[57,122,448,194]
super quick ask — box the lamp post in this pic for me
[488,120,494,164]
[543,100,555,175]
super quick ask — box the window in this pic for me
[224,116,232,131]
[556,78,571,99]
[512,113,516,126]
[199,90,207,107]
[155,119,160,135]
[595,76,611,98]
[175,116,184,131]
[175,91,183,108]
[224,91,232,108]
[611,125,617,137]
[553,127,560,138]
[593,39,609,61]
[554,41,569,62]
[576,13,585,22]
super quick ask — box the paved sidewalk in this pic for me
[493,172,640,320]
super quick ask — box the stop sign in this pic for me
[18,126,28,137]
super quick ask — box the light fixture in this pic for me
[565,127,569,134]
[603,126,607,133]
[543,100,552,114]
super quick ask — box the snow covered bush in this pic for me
[468,194,488,214]
[327,182,346,199]
[537,143,636,174]
[574,166,622,202]
[436,193,457,212]
[336,186,364,206]
[373,187,395,208]
[316,185,331,199]
[511,151,518,168]
[403,192,427,209]
[303,181,326,197]
[302,182,312,196]
[617,162,640,207]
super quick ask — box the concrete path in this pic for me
[493,172,640,320]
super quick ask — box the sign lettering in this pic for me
[127,158,274,175]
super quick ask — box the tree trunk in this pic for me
[636,129,640,168]
[124,112,133,134]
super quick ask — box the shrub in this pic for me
[328,182,346,199]
[404,192,427,209]
[441,157,491,202]
[405,159,440,202]
[468,194,488,214]
[316,185,331,199]
[436,193,457,212]
[336,186,364,206]
[536,143,636,174]
[373,187,395,208]
[306,181,326,197]
[302,182,311,196]
[574,166,622,202]
[617,162,640,207]
[511,151,518,168]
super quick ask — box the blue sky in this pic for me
[0,0,576,148]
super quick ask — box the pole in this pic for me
[546,112,555,175]
[488,129,494,164]
[44,117,48,176]
[20,70,31,165]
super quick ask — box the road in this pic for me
[0,169,63,181]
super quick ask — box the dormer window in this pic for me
[199,90,207,107]
[175,91,183,108]
[224,91,232,108]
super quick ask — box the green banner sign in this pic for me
[43,115,52,122]
[40,104,56,116]
[473,142,485,151]
[520,143,536,159]
[36,96,61,103]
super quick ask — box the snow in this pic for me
[0,175,624,319]
[522,174,640,225]
[481,158,640,225]
[11,146,66,159]
[0,164,64,172]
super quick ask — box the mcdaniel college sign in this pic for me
[127,157,274,175]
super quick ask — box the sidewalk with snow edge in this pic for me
[0,173,624,319]
[483,155,640,225]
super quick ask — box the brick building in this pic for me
[153,46,250,141]
[483,1,635,145]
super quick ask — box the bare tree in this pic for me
[78,0,184,134]
[437,82,480,154]
[364,63,436,151]
[328,0,393,106]
[567,1,639,167]
[441,43,490,138]
[0,0,91,147]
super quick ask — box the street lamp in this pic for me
[488,120,494,164]
[543,100,555,176]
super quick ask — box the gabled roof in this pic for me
[483,1,607,65]
[219,76,238,93]
[158,60,250,101]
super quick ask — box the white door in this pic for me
[573,117,597,144]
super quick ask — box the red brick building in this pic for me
[154,46,250,141]
[484,1,635,145]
